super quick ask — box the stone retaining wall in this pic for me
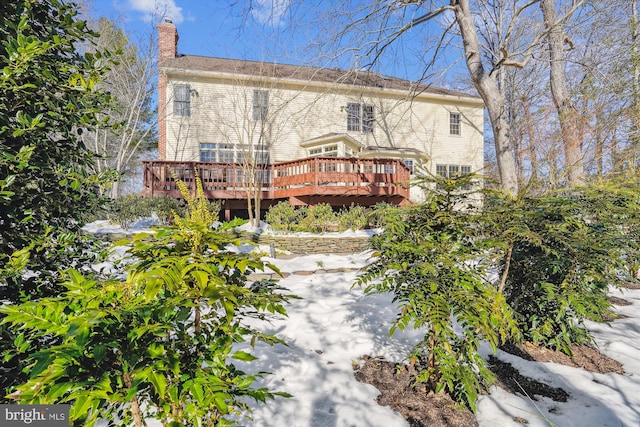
[92,230,372,256]
[249,234,371,255]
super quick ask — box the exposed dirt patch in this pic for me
[487,356,569,402]
[608,295,632,306]
[621,280,640,289]
[500,342,624,374]
[353,355,478,427]
[354,342,624,427]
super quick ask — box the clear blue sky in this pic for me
[88,0,466,89]
[89,1,286,59]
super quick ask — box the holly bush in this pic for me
[1,177,294,426]
[487,176,640,353]
[355,174,519,411]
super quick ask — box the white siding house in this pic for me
[153,20,484,207]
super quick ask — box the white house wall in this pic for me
[162,71,484,199]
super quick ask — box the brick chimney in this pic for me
[157,19,178,160]
[158,19,178,60]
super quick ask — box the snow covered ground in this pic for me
[85,220,640,427]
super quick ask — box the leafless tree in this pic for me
[83,17,157,197]
[540,0,586,186]
[203,71,300,227]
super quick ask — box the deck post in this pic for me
[314,157,319,194]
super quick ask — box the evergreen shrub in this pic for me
[355,174,519,411]
[337,203,367,231]
[1,175,293,426]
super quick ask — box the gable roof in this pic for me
[160,55,479,100]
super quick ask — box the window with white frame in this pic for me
[238,144,270,164]
[363,104,375,133]
[436,164,471,178]
[403,159,415,174]
[218,143,235,163]
[201,143,270,165]
[449,112,461,135]
[255,144,270,164]
[436,163,473,189]
[323,144,338,157]
[308,144,339,157]
[200,143,216,162]
[347,103,360,131]
[253,90,269,121]
[347,103,374,133]
[174,84,191,117]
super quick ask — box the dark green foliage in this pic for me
[486,178,639,353]
[355,174,519,411]
[366,202,403,228]
[265,201,404,233]
[1,179,294,426]
[337,203,367,231]
[299,203,337,233]
[0,0,113,400]
[0,0,111,255]
[265,201,301,231]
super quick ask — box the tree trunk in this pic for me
[541,0,585,186]
[521,96,539,183]
[631,0,640,167]
[452,0,519,197]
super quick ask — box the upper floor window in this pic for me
[347,102,374,133]
[253,90,269,121]
[174,84,191,117]
[449,112,461,135]
[363,104,375,133]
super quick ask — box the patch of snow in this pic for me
[82,220,640,427]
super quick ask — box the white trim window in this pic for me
[218,143,235,163]
[308,144,338,157]
[347,103,374,133]
[174,84,191,117]
[436,164,473,189]
[436,164,471,178]
[253,90,269,121]
[200,143,216,162]
[403,159,415,174]
[449,112,461,135]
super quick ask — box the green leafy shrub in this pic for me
[0,0,118,398]
[355,174,519,411]
[1,176,294,426]
[107,193,148,229]
[486,180,635,354]
[366,202,402,228]
[299,203,336,233]
[337,203,367,231]
[106,195,218,229]
[143,194,187,225]
[265,201,301,231]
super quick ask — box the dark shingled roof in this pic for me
[160,55,479,100]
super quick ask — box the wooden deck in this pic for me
[143,157,411,213]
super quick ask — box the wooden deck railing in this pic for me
[142,157,410,202]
